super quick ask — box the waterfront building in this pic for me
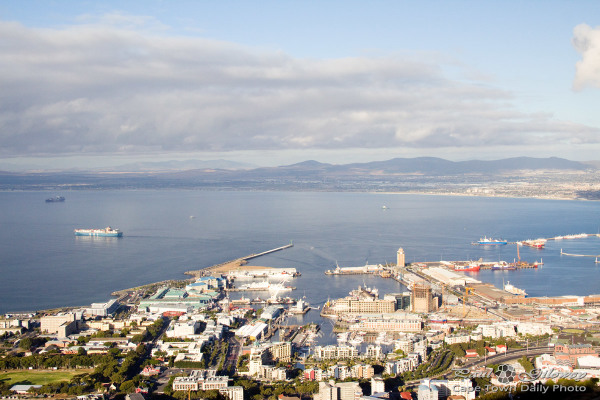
[261,305,284,320]
[236,322,268,340]
[365,345,382,360]
[268,341,292,362]
[411,284,437,313]
[86,299,119,317]
[383,293,411,310]
[333,298,396,314]
[139,287,213,312]
[396,248,405,269]
[314,345,359,360]
[349,313,422,332]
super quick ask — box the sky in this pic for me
[1,1,600,170]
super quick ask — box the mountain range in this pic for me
[0,157,597,196]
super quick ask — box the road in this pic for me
[403,346,553,388]
[223,335,242,373]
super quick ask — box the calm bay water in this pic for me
[1,190,600,315]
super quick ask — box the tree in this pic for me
[19,337,33,350]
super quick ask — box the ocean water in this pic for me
[1,190,600,315]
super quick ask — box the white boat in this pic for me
[337,332,350,343]
[349,335,364,346]
[503,280,527,296]
[239,281,271,290]
[268,283,293,292]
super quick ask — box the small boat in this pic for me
[473,236,508,245]
[520,239,546,249]
[596,257,599,264]
[46,196,65,203]
[492,261,516,270]
[74,227,122,237]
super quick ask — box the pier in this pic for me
[560,249,600,258]
[244,243,294,261]
[185,242,294,277]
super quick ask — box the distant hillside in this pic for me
[105,159,257,172]
[0,156,594,192]
[329,156,591,175]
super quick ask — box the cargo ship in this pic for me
[503,281,527,296]
[454,262,481,272]
[74,227,123,237]
[520,239,546,249]
[46,196,65,202]
[473,236,508,245]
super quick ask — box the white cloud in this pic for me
[573,23,600,90]
[0,18,598,158]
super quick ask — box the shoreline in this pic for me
[1,188,595,202]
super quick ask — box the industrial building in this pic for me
[411,284,437,313]
[333,298,395,314]
[86,299,119,317]
[384,292,411,310]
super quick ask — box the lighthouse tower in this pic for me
[397,248,405,268]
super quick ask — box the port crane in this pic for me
[462,287,475,318]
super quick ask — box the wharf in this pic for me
[226,286,296,292]
[185,243,294,277]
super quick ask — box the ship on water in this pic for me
[492,261,516,270]
[237,281,294,292]
[454,262,481,272]
[74,227,123,237]
[503,280,527,296]
[45,196,65,203]
[520,239,546,249]
[473,236,508,245]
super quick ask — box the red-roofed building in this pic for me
[465,349,478,358]
[495,344,507,353]
[485,346,497,356]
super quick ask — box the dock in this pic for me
[560,249,600,258]
[185,242,294,277]
[244,243,294,261]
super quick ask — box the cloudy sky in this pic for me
[1,1,600,170]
